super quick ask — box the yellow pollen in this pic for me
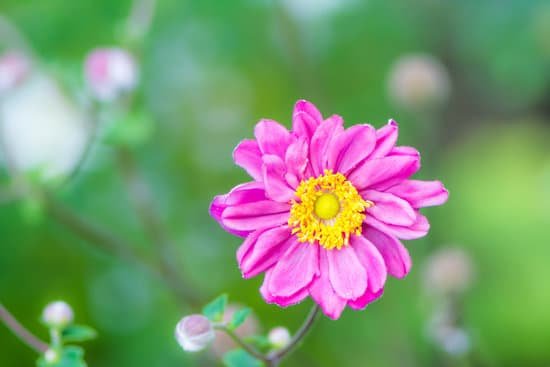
[288,170,373,250]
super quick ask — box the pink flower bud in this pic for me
[42,301,74,328]
[0,51,30,94]
[268,327,291,350]
[424,247,474,295]
[175,315,215,352]
[84,48,138,101]
[387,54,450,110]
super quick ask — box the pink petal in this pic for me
[222,200,290,233]
[292,100,323,139]
[347,289,384,310]
[350,235,387,292]
[309,114,344,176]
[327,124,376,174]
[260,268,309,307]
[233,140,263,181]
[262,155,295,203]
[389,146,419,157]
[363,190,417,226]
[387,180,449,208]
[370,119,398,159]
[210,182,267,237]
[267,240,319,298]
[240,226,294,278]
[363,226,411,278]
[254,119,293,159]
[284,137,309,188]
[309,250,347,320]
[365,212,430,240]
[349,155,420,192]
[327,246,367,300]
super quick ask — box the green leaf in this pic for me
[62,325,97,343]
[222,349,263,367]
[245,335,272,353]
[36,346,87,367]
[202,294,228,322]
[228,307,251,330]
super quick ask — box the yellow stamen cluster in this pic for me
[288,170,373,250]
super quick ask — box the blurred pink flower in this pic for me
[84,48,138,101]
[0,51,30,93]
[210,100,448,319]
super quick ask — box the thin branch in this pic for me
[43,192,199,308]
[0,303,48,353]
[115,147,203,308]
[215,325,269,363]
[268,304,320,365]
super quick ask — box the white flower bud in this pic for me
[0,51,30,94]
[44,349,59,363]
[0,74,90,180]
[42,301,74,328]
[175,315,215,352]
[84,48,138,102]
[268,327,291,350]
[387,53,450,110]
[424,247,474,295]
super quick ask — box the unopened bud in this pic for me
[0,51,30,94]
[42,301,74,328]
[84,48,138,102]
[268,327,291,350]
[175,315,215,352]
[424,247,474,295]
[387,53,450,111]
[44,349,59,363]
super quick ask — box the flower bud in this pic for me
[175,315,215,352]
[387,53,450,111]
[424,247,474,295]
[0,51,30,94]
[268,326,291,350]
[44,349,59,363]
[84,48,138,102]
[42,301,74,328]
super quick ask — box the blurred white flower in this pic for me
[0,51,30,94]
[387,53,451,110]
[428,309,471,356]
[175,315,215,352]
[424,247,474,295]
[268,326,291,350]
[84,48,138,102]
[0,74,90,179]
[42,301,74,328]
[211,304,259,358]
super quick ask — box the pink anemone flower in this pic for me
[210,100,448,319]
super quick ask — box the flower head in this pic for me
[42,301,74,328]
[0,51,31,94]
[84,48,138,102]
[210,100,448,319]
[175,315,215,352]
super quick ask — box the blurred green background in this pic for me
[1,0,549,366]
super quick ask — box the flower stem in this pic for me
[0,303,49,353]
[217,303,321,366]
[267,303,320,365]
[215,325,268,362]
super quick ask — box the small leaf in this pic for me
[228,307,251,330]
[62,325,97,343]
[245,335,272,353]
[223,349,263,367]
[202,294,228,322]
